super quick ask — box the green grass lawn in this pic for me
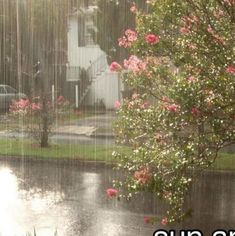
[0,138,120,162]
[0,138,234,170]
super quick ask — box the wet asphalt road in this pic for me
[0,159,234,236]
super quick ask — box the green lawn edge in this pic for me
[0,138,120,163]
[0,138,234,170]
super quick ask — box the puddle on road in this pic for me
[0,162,235,236]
[0,167,68,236]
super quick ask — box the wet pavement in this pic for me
[72,113,116,131]
[0,159,234,236]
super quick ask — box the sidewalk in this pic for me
[53,112,116,138]
[0,112,117,138]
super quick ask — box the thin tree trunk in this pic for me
[40,97,49,148]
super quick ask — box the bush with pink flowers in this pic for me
[110,0,235,224]
[10,96,70,147]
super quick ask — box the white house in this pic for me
[66,5,122,110]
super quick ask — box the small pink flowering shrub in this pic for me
[10,96,70,147]
[110,0,235,224]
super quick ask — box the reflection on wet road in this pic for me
[0,160,234,236]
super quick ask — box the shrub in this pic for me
[10,96,70,147]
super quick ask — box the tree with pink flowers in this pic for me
[108,0,235,224]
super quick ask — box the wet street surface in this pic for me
[0,159,234,236]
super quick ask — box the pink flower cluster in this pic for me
[56,95,69,106]
[16,99,30,109]
[134,167,151,185]
[130,4,138,13]
[10,99,41,115]
[118,29,137,48]
[145,34,160,45]
[106,188,118,198]
[187,75,196,82]
[213,9,225,19]
[144,216,151,224]
[191,107,200,116]
[110,62,122,72]
[226,65,235,74]
[165,103,181,113]
[114,100,121,109]
[124,55,147,74]
[161,218,168,225]
[31,102,41,111]
[224,0,235,6]
[180,14,199,35]
[207,25,225,44]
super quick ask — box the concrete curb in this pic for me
[0,154,115,168]
[51,131,115,139]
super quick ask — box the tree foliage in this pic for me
[111,0,235,224]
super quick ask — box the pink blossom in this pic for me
[130,4,138,13]
[180,27,191,35]
[213,9,225,19]
[10,99,31,115]
[118,36,130,48]
[132,93,139,99]
[191,107,200,116]
[226,65,235,74]
[144,216,151,224]
[161,218,168,225]
[145,34,160,45]
[166,103,180,113]
[207,25,225,44]
[18,99,30,109]
[31,103,41,111]
[125,29,137,42]
[106,188,118,198]
[57,95,65,103]
[188,43,197,51]
[124,55,147,74]
[110,62,122,72]
[114,100,121,109]
[190,15,199,23]
[118,29,137,48]
[207,25,214,33]
[162,96,169,103]
[140,101,150,109]
[182,15,199,24]
[224,0,235,6]
[187,76,196,82]
[128,101,134,109]
[134,167,151,185]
